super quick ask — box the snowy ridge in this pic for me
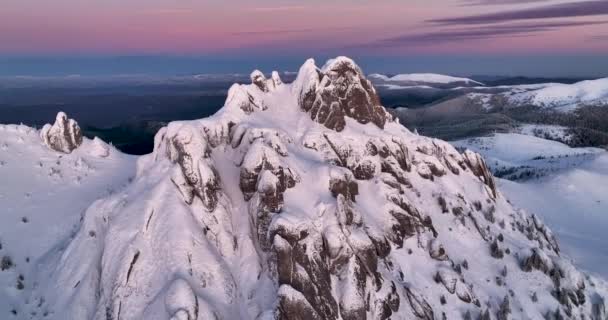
[508,78,608,112]
[369,73,483,86]
[1,57,607,320]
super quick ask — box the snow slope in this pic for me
[452,133,602,171]
[452,133,608,278]
[369,73,483,86]
[500,154,608,279]
[508,78,608,112]
[0,124,136,318]
[1,58,607,320]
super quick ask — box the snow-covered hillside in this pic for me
[452,133,603,179]
[0,121,136,319]
[507,78,608,112]
[1,57,607,320]
[369,73,483,86]
[452,133,608,279]
[517,124,573,144]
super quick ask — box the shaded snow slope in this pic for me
[500,154,608,279]
[0,123,136,318]
[1,58,607,320]
[452,133,608,278]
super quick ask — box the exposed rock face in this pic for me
[40,58,608,320]
[293,57,391,132]
[162,125,221,210]
[40,112,83,153]
[463,150,497,199]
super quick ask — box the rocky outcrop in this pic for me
[161,125,221,210]
[294,57,391,132]
[521,248,553,274]
[463,150,497,199]
[40,112,83,153]
[239,136,299,251]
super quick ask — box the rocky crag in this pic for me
[40,112,83,153]
[33,57,608,320]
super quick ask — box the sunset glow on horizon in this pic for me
[2,0,608,56]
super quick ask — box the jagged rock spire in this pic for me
[40,112,83,153]
[294,57,391,132]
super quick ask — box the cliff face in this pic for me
[293,57,390,132]
[37,58,607,320]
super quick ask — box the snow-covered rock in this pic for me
[1,58,607,320]
[295,56,391,131]
[40,112,83,153]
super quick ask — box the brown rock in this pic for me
[329,172,359,202]
[404,287,435,320]
[297,58,389,132]
[463,150,497,199]
[40,112,83,153]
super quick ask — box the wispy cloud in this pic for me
[230,26,354,36]
[365,20,608,47]
[432,0,608,25]
[588,34,608,41]
[231,28,316,36]
[462,0,553,5]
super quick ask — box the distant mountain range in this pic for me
[469,75,591,86]
[387,75,608,148]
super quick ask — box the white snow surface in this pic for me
[0,124,136,318]
[377,84,435,90]
[369,73,483,85]
[1,58,607,320]
[452,133,602,167]
[508,77,608,112]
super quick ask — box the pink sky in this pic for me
[1,0,607,55]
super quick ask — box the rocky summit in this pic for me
[4,57,607,320]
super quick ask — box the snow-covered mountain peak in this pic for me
[321,56,363,74]
[223,57,391,134]
[4,57,607,320]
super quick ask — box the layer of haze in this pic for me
[1,0,608,77]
